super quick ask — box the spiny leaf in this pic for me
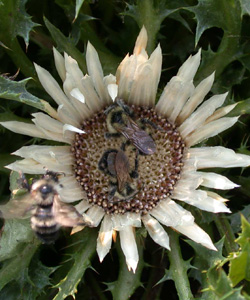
[0,0,39,47]
[229,215,250,286]
[0,76,54,113]
[204,264,245,300]
[44,17,87,74]
[187,0,242,80]
[25,254,57,298]
[0,240,39,291]
[75,20,120,75]
[185,0,241,46]
[0,253,56,299]
[52,228,97,300]
[230,204,250,234]
[0,219,34,262]
[124,0,178,53]
[187,238,225,285]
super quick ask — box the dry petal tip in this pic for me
[127,258,138,273]
[71,226,85,235]
[133,26,148,55]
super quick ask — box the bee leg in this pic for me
[124,183,138,200]
[105,132,121,139]
[108,184,117,202]
[104,104,117,115]
[18,172,31,191]
[130,150,139,179]
[140,118,163,131]
[120,140,131,151]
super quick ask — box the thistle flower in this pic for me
[1,27,250,273]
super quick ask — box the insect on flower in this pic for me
[98,149,139,202]
[105,98,157,155]
[0,171,93,243]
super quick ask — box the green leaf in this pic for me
[187,238,225,285]
[75,20,120,75]
[229,215,250,286]
[0,0,38,78]
[186,0,240,46]
[53,228,97,300]
[124,0,178,53]
[0,253,56,299]
[0,0,39,47]
[0,76,54,113]
[230,205,250,234]
[187,0,242,80]
[0,219,34,262]
[0,240,39,291]
[204,265,245,300]
[187,239,245,299]
[44,17,87,74]
[25,254,56,298]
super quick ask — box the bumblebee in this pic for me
[0,171,93,243]
[105,98,156,155]
[98,149,138,202]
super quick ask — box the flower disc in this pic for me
[72,104,185,215]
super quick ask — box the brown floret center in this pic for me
[71,105,185,215]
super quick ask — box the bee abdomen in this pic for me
[31,207,60,244]
[32,222,60,244]
[35,230,60,244]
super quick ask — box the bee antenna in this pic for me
[116,98,132,115]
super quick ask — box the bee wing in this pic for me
[0,194,34,219]
[120,118,156,155]
[107,151,117,176]
[53,196,93,227]
[115,150,131,191]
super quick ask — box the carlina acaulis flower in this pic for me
[1,26,250,273]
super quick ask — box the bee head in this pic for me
[31,178,57,205]
[39,184,53,199]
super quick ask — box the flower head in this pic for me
[1,27,250,273]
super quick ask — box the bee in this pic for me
[105,98,156,155]
[0,171,93,243]
[98,149,139,202]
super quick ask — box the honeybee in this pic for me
[105,98,156,155]
[98,149,138,202]
[0,171,93,243]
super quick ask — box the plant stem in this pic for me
[112,235,144,300]
[167,229,193,300]
[214,214,238,254]
[136,0,160,54]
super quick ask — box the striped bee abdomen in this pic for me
[31,206,60,244]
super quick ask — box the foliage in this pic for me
[0,0,250,299]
